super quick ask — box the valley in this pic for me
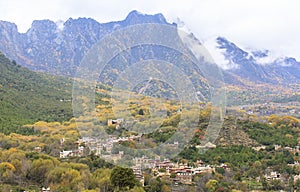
[0,10,299,192]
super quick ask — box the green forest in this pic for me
[0,52,73,134]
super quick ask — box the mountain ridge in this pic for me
[0,11,299,86]
[0,10,170,76]
[215,36,300,85]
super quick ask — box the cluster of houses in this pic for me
[58,134,223,185]
[132,156,227,185]
[57,121,300,187]
[59,146,85,158]
[252,144,300,153]
[85,135,141,157]
[59,135,142,162]
[240,101,300,118]
[258,169,300,183]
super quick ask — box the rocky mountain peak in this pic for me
[124,10,168,25]
[0,20,19,33]
[216,37,250,61]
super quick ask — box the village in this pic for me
[239,101,300,118]
[58,132,300,188]
[59,134,224,186]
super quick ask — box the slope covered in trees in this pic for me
[0,52,73,134]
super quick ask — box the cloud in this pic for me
[0,0,299,60]
[253,54,280,65]
[203,37,238,70]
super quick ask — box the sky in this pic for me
[1,0,300,63]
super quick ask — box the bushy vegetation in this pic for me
[242,120,298,147]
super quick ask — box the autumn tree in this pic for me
[206,179,219,192]
[110,166,137,190]
[27,158,56,184]
[91,168,113,191]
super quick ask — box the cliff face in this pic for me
[0,11,169,76]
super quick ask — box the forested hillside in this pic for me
[0,52,73,134]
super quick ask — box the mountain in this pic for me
[0,51,73,134]
[215,37,300,85]
[0,10,299,86]
[0,10,169,76]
